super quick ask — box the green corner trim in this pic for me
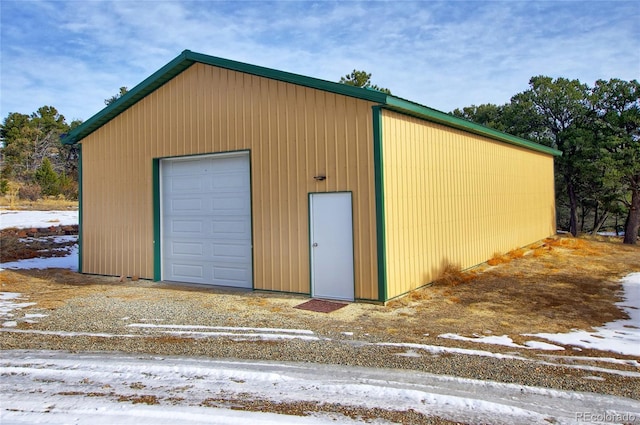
[152,159,161,281]
[77,144,83,273]
[372,106,387,303]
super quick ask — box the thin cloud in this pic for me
[1,0,638,121]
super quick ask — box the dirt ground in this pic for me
[0,225,78,262]
[1,233,638,353]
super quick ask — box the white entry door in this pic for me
[309,193,355,301]
[161,153,252,288]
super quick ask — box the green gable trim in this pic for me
[62,51,195,145]
[372,106,388,303]
[62,50,387,145]
[384,97,562,157]
[185,50,389,104]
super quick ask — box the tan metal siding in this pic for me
[80,63,378,300]
[381,110,556,299]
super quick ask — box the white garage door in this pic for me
[161,153,252,288]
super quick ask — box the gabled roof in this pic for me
[62,50,561,157]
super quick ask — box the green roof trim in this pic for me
[61,49,562,157]
[62,51,195,145]
[384,97,562,156]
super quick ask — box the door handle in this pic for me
[312,243,318,247]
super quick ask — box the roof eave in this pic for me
[383,97,562,157]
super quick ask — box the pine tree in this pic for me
[35,158,59,196]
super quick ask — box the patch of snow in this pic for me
[23,312,48,324]
[24,313,48,319]
[378,342,530,361]
[523,341,565,351]
[437,333,564,351]
[0,292,36,319]
[597,231,623,236]
[0,210,78,229]
[0,292,23,301]
[0,326,321,342]
[377,342,640,377]
[525,272,640,356]
[582,376,606,381]
[127,323,315,334]
[157,330,320,341]
[439,333,526,348]
[51,235,78,243]
[2,321,17,327]
[538,354,640,368]
[1,329,141,338]
[341,331,354,336]
[3,350,640,425]
[394,349,422,358]
[127,324,320,341]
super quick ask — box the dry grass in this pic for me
[117,394,160,405]
[1,197,77,211]
[430,263,479,288]
[542,236,600,256]
[532,247,549,257]
[507,248,526,259]
[383,235,639,343]
[487,252,510,266]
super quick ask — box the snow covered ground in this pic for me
[1,350,639,425]
[0,210,78,229]
[1,210,639,423]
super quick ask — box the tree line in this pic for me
[0,106,81,201]
[0,88,129,202]
[1,74,638,244]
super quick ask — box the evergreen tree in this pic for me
[34,158,59,196]
[339,70,391,94]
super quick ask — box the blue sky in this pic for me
[1,0,638,123]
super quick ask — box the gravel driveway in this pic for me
[1,267,639,405]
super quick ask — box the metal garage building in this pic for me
[62,50,561,303]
